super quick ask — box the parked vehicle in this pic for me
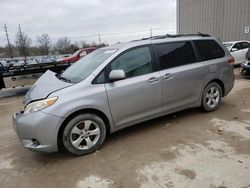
[241,59,250,76]
[35,56,57,64]
[11,60,26,67]
[0,61,7,73]
[223,41,250,65]
[59,47,96,63]
[13,34,235,156]
[0,60,8,68]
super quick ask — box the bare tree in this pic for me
[37,33,51,55]
[79,40,90,48]
[54,37,71,54]
[15,26,31,58]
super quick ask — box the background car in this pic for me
[35,56,57,64]
[59,47,96,63]
[11,60,26,67]
[0,60,8,68]
[241,59,250,76]
[223,41,250,65]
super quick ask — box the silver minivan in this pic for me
[13,34,235,155]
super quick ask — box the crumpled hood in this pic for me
[24,70,72,104]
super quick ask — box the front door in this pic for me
[105,46,162,127]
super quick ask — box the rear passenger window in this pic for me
[194,40,225,61]
[155,42,197,69]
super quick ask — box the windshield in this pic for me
[223,43,233,49]
[71,49,81,57]
[61,49,116,82]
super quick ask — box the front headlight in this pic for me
[23,97,58,115]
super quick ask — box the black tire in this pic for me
[62,114,106,156]
[201,82,222,112]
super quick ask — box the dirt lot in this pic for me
[0,68,250,188]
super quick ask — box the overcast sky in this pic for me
[0,0,176,46]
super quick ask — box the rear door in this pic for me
[104,46,162,127]
[153,41,204,113]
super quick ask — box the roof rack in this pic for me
[133,33,210,42]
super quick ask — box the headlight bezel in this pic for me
[23,97,58,115]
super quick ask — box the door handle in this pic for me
[163,73,173,80]
[148,77,159,83]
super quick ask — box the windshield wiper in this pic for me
[60,77,71,83]
[56,73,72,83]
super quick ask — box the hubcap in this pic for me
[205,86,220,108]
[70,120,100,150]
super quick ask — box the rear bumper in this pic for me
[12,111,65,153]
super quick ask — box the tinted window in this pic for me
[155,42,196,69]
[111,47,153,78]
[240,42,250,49]
[232,43,242,51]
[194,40,225,61]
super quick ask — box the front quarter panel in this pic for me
[42,76,114,130]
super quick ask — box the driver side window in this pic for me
[232,43,242,51]
[110,46,153,79]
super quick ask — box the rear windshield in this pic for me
[194,40,225,61]
[61,49,116,83]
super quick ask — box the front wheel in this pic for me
[62,114,106,156]
[201,82,222,112]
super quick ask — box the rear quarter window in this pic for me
[194,40,225,61]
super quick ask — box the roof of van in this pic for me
[102,33,215,51]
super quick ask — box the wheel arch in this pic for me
[207,79,225,97]
[57,108,111,151]
[199,78,225,106]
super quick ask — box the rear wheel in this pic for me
[62,114,106,156]
[201,82,222,112]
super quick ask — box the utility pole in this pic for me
[18,24,27,61]
[150,28,153,37]
[4,23,13,59]
[98,34,101,45]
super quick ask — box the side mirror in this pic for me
[231,48,238,52]
[109,70,125,82]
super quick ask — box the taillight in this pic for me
[228,56,235,64]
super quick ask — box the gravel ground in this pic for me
[0,68,250,188]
